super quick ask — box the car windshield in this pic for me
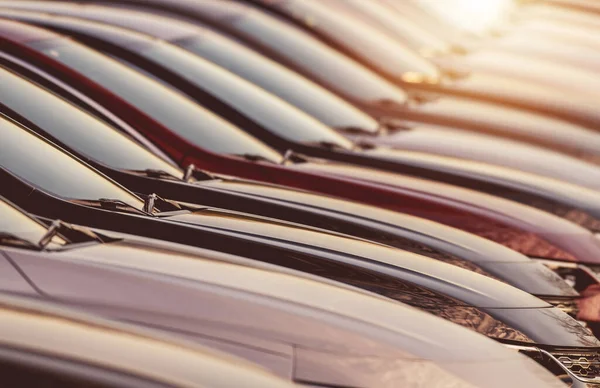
[268,0,441,79]
[231,10,409,105]
[28,38,283,163]
[0,199,66,246]
[0,67,182,177]
[141,42,354,148]
[177,35,380,132]
[0,117,145,209]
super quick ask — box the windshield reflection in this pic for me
[29,38,283,164]
[0,200,66,247]
[0,117,145,210]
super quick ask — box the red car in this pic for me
[3,19,600,275]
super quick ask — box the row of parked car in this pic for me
[2,0,600,386]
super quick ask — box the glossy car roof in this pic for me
[0,16,59,43]
[0,8,152,49]
[0,294,295,388]
[0,1,203,41]
[0,2,381,134]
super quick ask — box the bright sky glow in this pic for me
[417,0,515,33]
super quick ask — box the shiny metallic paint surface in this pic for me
[13,4,600,245]
[0,21,591,265]
[0,67,579,300]
[0,245,556,388]
[0,295,297,388]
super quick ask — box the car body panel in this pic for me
[0,246,560,388]
[407,94,600,158]
[70,0,600,164]
[0,64,578,297]
[20,2,600,193]
[1,123,597,351]
[0,294,297,388]
[292,161,600,264]
[0,199,564,388]
[363,125,600,191]
[4,19,600,268]
[12,7,600,234]
[238,0,600,134]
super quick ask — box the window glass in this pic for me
[276,0,440,79]
[30,39,282,163]
[0,67,182,176]
[0,118,144,208]
[232,12,408,105]
[142,42,354,148]
[0,200,65,245]
[179,35,380,132]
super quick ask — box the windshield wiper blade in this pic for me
[0,232,40,250]
[127,169,181,182]
[335,126,377,135]
[128,166,216,183]
[304,140,351,151]
[72,198,149,216]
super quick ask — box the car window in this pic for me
[0,200,66,245]
[231,11,409,105]
[141,42,354,148]
[178,35,380,132]
[0,67,182,176]
[0,117,144,208]
[29,39,283,163]
[274,0,440,79]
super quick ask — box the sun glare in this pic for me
[417,0,514,33]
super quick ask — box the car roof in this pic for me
[0,16,60,43]
[0,8,152,48]
[0,1,204,41]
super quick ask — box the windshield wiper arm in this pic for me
[128,166,216,183]
[38,219,107,249]
[72,198,150,216]
[127,169,181,182]
[0,232,40,250]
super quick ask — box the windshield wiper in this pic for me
[304,140,352,151]
[128,169,181,182]
[335,126,377,135]
[38,219,107,249]
[128,166,216,183]
[72,198,150,216]
[0,232,40,250]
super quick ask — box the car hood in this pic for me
[2,246,567,388]
[291,161,600,263]
[459,50,600,107]
[163,209,550,309]
[410,92,600,158]
[362,125,600,191]
[361,146,600,220]
[200,179,577,297]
